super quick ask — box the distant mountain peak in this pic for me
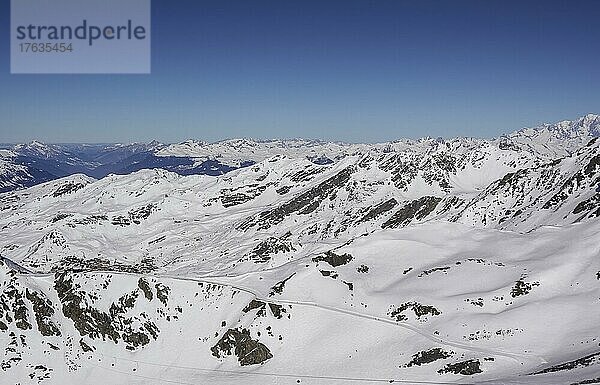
[580,112,600,123]
[506,113,600,157]
[13,140,62,159]
[532,113,599,135]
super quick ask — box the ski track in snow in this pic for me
[21,269,548,367]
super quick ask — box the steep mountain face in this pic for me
[505,113,600,158]
[0,150,58,193]
[449,139,600,231]
[1,115,600,384]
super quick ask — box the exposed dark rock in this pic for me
[276,186,292,195]
[109,291,139,317]
[532,351,600,374]
[222,193,255,208]
[51,213,73,223]
[245,232,296,263]
[220,184,267,208]
[379,156,418,190]
[584,154,600,177]
[50,256,156,274]
[27,364,52,382]
[148,235,167,245]
[573,194,600,218]
[420,154,456,191]
[47,343,59,350]
[499,138,520,151]
[122,331,150,350]
[437,196,465,215]
[288,167,327,183]
[155,283,170,306]
[28,231,66,256]
[497,170,528,190]
[242,300,267,317]
[72,214,108,226]
[569,378,600,385]
[389,302,441,322]
[418,266,451,277]
[510,276,540,298]
[129,204,156,224]
[238,167,354,230]
[268,303,287,319]
[382,196,441,229]
[25,289,61,336]
[54,273,161,351]
[143,321,160,340]
[319,270,338,279]
[138,278,153,301]
[312,251,353,267]
[111,216,131,226]
[308,156,334,166]
[0,277,33,332]
[359,198,398,223]
[269,274,296,296]
[54,273,120,342]
[52,182,85,198]
[79,339,94,352]
[1,332,24,370]
[465,298,484,307]
[405,348,453,367]
[438,359,483,375]
[112,204,156,226]
[211,328,272,366]
[542,154,599,212]
[8,289,32,331]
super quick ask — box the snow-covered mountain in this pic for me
[0,149,58,193]
[0,139,260,191]
[505,113,600,158]
[158,113,600,165]
[1,114,599,384]
[2,114,599,194]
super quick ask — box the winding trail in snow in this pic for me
[166,273,547,368]
[19,262,546,369]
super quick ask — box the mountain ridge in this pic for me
[2,114,598,193]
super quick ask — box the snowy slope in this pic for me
[1,115,600,384]
[449,139,600,231]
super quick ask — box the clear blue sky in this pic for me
[1,0,599,143]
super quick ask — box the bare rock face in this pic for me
[382,196,441,229]
[211,328,273,366]
[312,250,353,267]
